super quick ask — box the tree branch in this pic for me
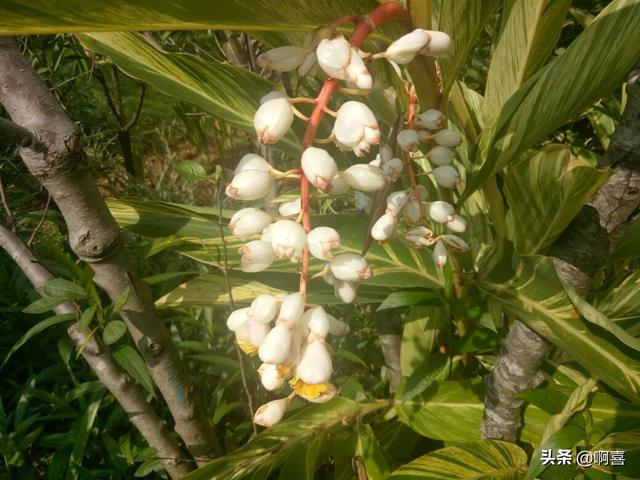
[482,70,640,441]
[0,37,216,465]
[0,116,48,153]
[0,222,191,480]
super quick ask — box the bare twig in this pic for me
[0,174,15,231]
[122,84,146,132]
[27,194,51,246]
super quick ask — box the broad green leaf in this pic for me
[78,32,300,157]
[611,218,640,261]
[525,425,585,480]
[0,314,75,371]
[432,0,501,96]
[463,0,640,200]
[594,270,640,322]
[103,320,128,346]
[278,431,324,480]
[112,345,156,397]
[173,160,208,182]
[68,393,102,480]
[503,145,611,254]
[476,250,640,402]
[565,287,640,352]
[43,278,87,301]
[396,379,640,445]
[400,307,445,377]
[389,440,527,480]
[23,295,70,314]
[181,398,390,480]
[356,424,390,480]
[0,0,380,34]
[483,0,571,122]
[590,431,640,476]
[135,458,164,477]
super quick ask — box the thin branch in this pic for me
[95,69,124,125]
[0,174,15,231]
[0,117,47,153]
[27,194,51,246]
[122,84,146,132]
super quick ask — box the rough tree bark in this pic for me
[482,70,640,441]
[0,223,191,479]
[0,37,216,465]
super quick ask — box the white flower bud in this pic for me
[328,315,350,336]
[328,172,350,195]
[316,36,351,79]
[334,279,358,304]
[385,29,431,64]
[371,212,397,241]
[254,95,294,144]
[332,101,380,157]
[248,319,270,347]
[239,240,275,272]
[343,164,386,192]
[278,198,301,217]
[382,157,404,181]
[229,208,272,239]
[373,144,394,168]
[404,196,423,224]
[258,363,285,391]
[235,153,271,174]
[278,292,305,327]
[345,48,373,90]
[297,340,332,384]
[397,129,420,152]
[271,219,306,262]
[433,129,462,147]
[432,165,460,189]
[298,51,317,77]
[226,307,251,331]
[416,184,428,200]
[441,234,470,252]
[386,190,409,216]
[446,214,467,233]
[226,169,273,200]
[404,226,436,248]
[306,306,331,338]
[258,323,292,364]
[330,253,372,282]
[427,146,454,166]
[249,294,280,324]
[419,31,451,56]
[434,240,448,267]
[307,226,341,260]
[305,383,338,403]
[260,224,273,243]
[418,109,447,130]
[254,398,288,427]
[429,201,455,224]
[257,46,308,72]
[301,147,337,191]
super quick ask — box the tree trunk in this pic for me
[482,70,640,441]
[0,223,191,479]
[0,37,216,465]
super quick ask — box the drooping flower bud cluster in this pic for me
[369,107,470,267]
[225,293,350,426]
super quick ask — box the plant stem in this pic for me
[298,1,406,299]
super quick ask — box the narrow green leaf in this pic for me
[463,0,640,200]
[68,392,102,480]
[0,314,74,370]
[103,320,128,346]
[594,270,640,322]
[389,440,528,479]
[399,354,448,401]
[43,278,87,301]
[135,458,164,477]
[590,431,640,476]
[357,424,390,480]
[377,290,438,311]
[78,32,300,157]
[278,431,324,480]
[174,160,208,182]
[111,286,131,315]
[525,425,586,480]
[112,345,156,397]
[400,307,445,377]
[23,295,69,314]
[78,304,97,332]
